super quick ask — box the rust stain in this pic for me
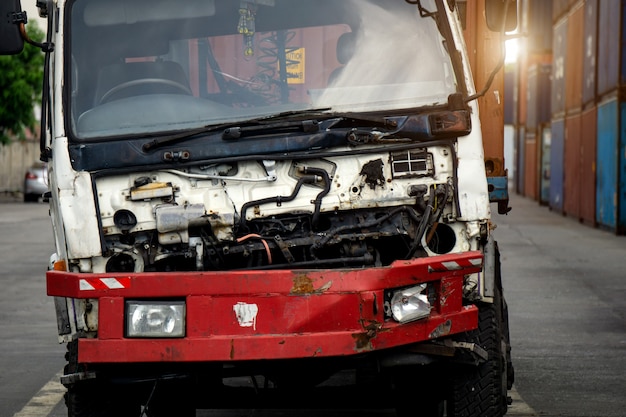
[352,332,373,350]
[352,320,382,351]
[292,276,332,295]
[291,274,315,294]
[229,339,235,360]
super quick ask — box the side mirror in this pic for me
[485,0,517,32]
[1,0,24,55]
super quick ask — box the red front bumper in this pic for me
[47,251,482,364]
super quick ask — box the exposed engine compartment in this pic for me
[93,147,473,274]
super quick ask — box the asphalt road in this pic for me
[493,193,626,417]
[1,191,624,417]
[0,196,65,417]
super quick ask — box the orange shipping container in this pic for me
[565,4,583,112]
[580,105,597,226]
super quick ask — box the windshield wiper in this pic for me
[222,119,321,140]
[142,108,333,152]
[142,124,228,152]
[142,109,416,153]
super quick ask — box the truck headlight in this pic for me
[126,301,185,338]
[389,284,431,323]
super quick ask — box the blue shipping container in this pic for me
[540,126,551,205]
[549,118,565,212]
[595,97,626,232]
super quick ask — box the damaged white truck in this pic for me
[1,0,515,416]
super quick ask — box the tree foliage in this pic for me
[0,22,45,145]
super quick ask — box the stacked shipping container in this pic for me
[511,0,626,233]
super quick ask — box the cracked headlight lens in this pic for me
[389,284,431,323]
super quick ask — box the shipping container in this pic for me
[565,4,584,112]
[504,70,515,125]
[550,118,565,212]
[582,0,598,106]
[505,124,516,188]
[517,59,528,127]
[563,112,582,218]
[553,0,571,22]
[526,63,552,132]
[524,131,538,200]
[597,0,624,97]
[527,0,554,53]
[517,126,526,194]
[540,125,552,205]
[580,104,597,225]
[551,18,567,117]
[596,96,626,233]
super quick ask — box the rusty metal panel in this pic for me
[552,18,567,117]
[582,0,598,106]
[564,113,582,218]
[580,105,597,225]
[550,118,565,212]
[597,0,623,97]
[565,5,584,112]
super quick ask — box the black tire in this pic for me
[394,369,445,417]
[24,193,39,203]
[65,380,141,417]
[447,287,509,417]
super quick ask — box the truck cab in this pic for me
[1,1,515,416]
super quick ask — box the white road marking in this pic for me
[508,386,538,416]
[13,370,65,417]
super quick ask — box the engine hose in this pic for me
[300,166,331,230]
[238,174,318,231]
[405,184,436,259]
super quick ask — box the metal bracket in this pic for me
[449,341,488,361]
[11,11,28,24]
[60,371,97,386]
[273,235,295,263]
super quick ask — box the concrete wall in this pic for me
[0,139,41,194]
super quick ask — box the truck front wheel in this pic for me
[447,287,510,417]
[65,381,141,417]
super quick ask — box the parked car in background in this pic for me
[23,161,48,202]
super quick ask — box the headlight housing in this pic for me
[386,284,431,323]
[126,300,186,338]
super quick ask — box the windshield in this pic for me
[68,0,458,141]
